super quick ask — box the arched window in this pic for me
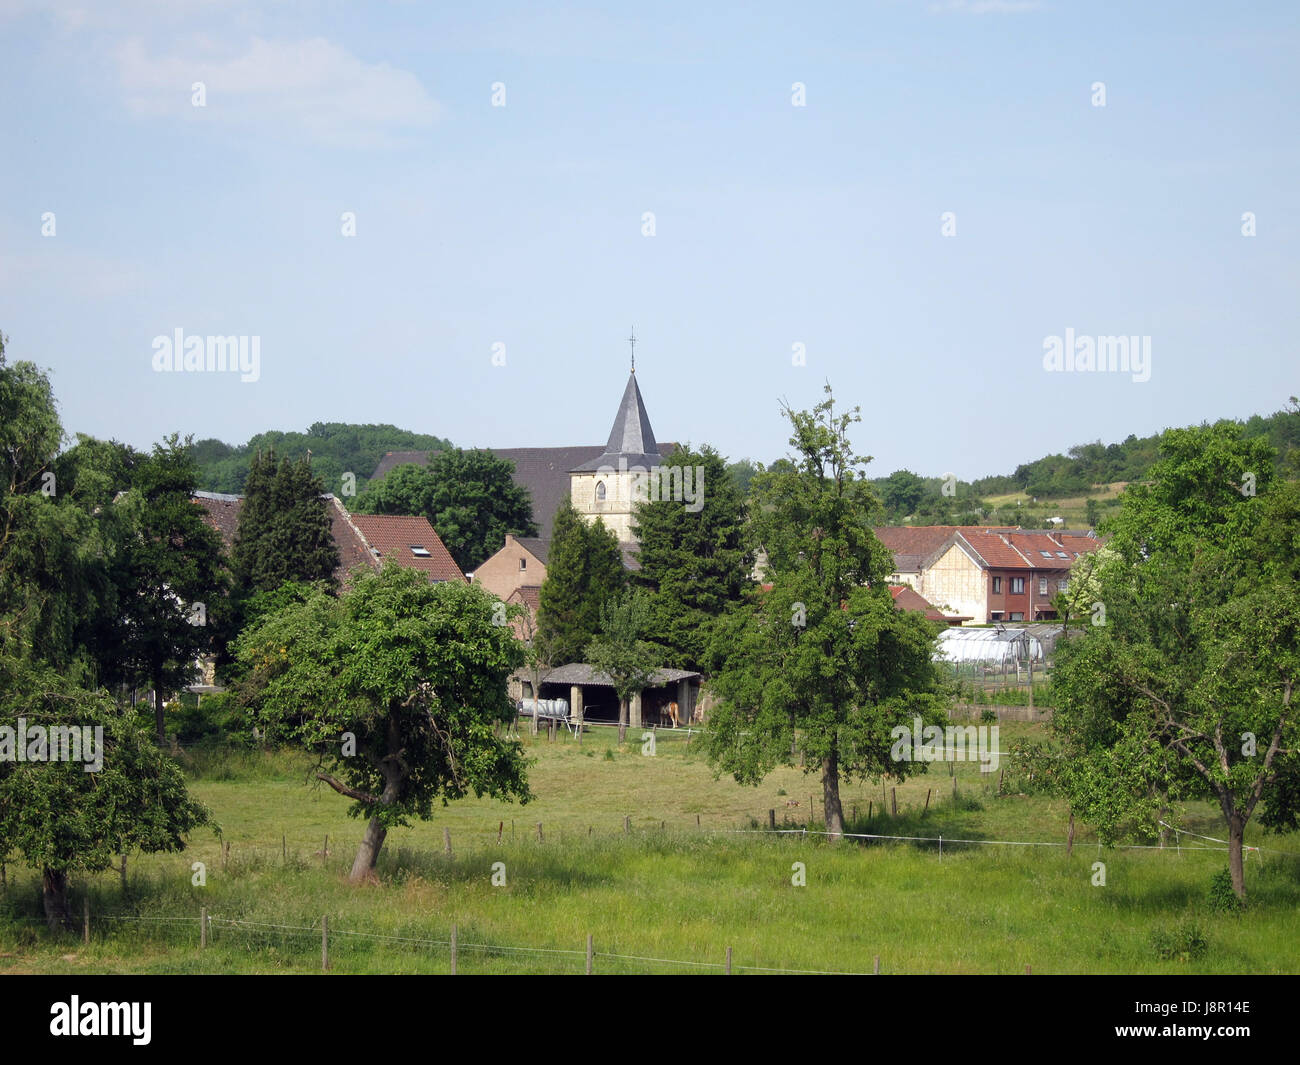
[595,481,606,502]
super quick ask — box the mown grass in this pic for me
[2,723,1297,974]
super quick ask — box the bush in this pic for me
[1207,868,1243,915]
[980,708,997,724]
[173,691,256,748]
[1149,918,1208,962]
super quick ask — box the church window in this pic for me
[595,481,606,502]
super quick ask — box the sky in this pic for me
[1,0,1297,482]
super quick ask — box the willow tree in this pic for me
[705,385,947,838]
[237,565,530,883]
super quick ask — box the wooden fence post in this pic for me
[200,907,207,949]
[891,787,898,817]
[1067,812,1075,857]
[321,835,328,866]
[282,834,286,863]
[923,789,931,815]
[444,827,452,857]
[586,934,593,975]
[725,946,733,974]
[120,853,127,894]
[450,923,458,975]
[624,815,630,835]
[536,822,543,843]
[83,895,89,945]
[868,801,872,820]
[873,955,880,975]
[498,821,504,844]
[1025,964,1032,975]
[321,915,329,972]
[769,809,776,831]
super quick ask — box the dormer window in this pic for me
[595,481,606,502]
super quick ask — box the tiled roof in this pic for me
[507,584,541,613]
[371,450,432,481]
[874,526,1018,573]
[542,663,699,687]
[514,537,551,565]
[889,584,970,622]
[192,492,242,552]
[349,512,465,583]
[572,372,663,472]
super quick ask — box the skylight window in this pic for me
[410,545,432,558]
[1039,550,1052,558]
[1056,551,1069,559]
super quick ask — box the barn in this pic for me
[535,663,702,729]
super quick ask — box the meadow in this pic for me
[1,721,1297,975]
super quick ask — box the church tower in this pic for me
[569,337,663,543]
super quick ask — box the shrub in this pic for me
[1207,868,1243,915]
[1149,918,1208,962]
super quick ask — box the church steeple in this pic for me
[601,371,660,460]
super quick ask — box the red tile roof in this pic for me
[349,512,466,583]
[889,584,972,623]
[874,526,1018,572]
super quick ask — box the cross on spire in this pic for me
[628,327,637,372]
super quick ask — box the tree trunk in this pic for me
[153,668,167,746]
[42,866,73,933]
[348,814,388,885]
[1227,811,1246,900]
[618,698,628,744]
[821,752,845,841]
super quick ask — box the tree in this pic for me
[586,590,660,743]
[537,499,625,664]
[1051,422,1300,899]
[237,565,530,883]
[881,469,926,519]
[0,655,211,930]
[420,449,537,573]
[352,462,432,517]
[106,437,226,744]
[706,385,948,838]
[631,443,753,671]
[232,450,339,594]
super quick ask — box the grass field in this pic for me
[2,722,1297,975]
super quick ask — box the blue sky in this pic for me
[1,0,1296,481]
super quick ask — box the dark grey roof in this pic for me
[368,441,675,543]
[572,372,663,472]
[542,663,700,688]
[515,537,551,564]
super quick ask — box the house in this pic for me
[889,584,972,625]
[912,528,1102,624]
[192,490,464,588]
[471,534,549,638]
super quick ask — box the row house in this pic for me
[913,529,1101,623]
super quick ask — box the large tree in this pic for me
[232,450,339,594]
[537,499,625,665]
[1051,422,1300,899]
[237,565,530,883]
[0,655,211,930]
[105,438,226,743]
[705,385,948,838]
[354,448,537,573]
[631,443,752,672]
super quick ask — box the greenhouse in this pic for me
[933,627,1044,670]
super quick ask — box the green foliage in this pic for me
[706,385,949,829]
[880,469,926,519]
[191,423,452,497]
[232,449,339,594]
[631,443,753,671]
[585,590,661,722]
[1208,868,1243,915]
[1148,918,1209,963]
[235,566,530,873]
[1051,422,1300,899]
[538,500,625,665]
[0,655,211,923]
[353,448,537,573]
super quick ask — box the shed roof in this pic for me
[542,663,700,688]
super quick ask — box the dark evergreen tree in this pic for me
[537,500,624,664]
[232,450,339,594]
[631,444,752,671]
